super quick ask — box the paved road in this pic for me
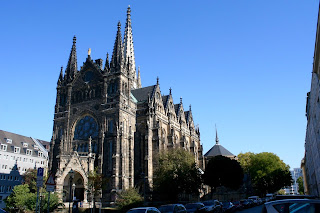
[235,205,263,213]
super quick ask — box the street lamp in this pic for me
[69,169,74,213]
[72,183,76,201]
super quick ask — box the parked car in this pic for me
[240,199,250,209]
[261,199,320,213]
[221,202,235,213]
[202,200,222,213]
[232,201,243,211]
[158,204,187,213]
[127,207,161,213]
[247,199,255,207]
[248,196,260,205]
[184,202,206,213]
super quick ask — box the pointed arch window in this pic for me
[74,116,99,140]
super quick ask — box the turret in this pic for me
[110,22,124,71]
[65,36,78,83]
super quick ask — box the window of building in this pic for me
[26,149,32,155]
[14,147,20,154]
[38,152,43,158]
[11,156,14,161]
[0,186,4,193]
[6,138,12,144]
[34,145,39,150]
[0,144,7,151]
[23,158,27,162]
[23,143,28,148]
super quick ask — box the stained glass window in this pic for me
[74,116,99,140]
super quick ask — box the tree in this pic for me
[238,152,292,195]
[5,184,36,212]
[87,167,108,212]
[297,176,304,195]
[115,188,143,211]
[22,168,38,193]
[153,149,202,202]
[203,155,244,191]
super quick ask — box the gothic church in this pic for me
[49,6,204,204]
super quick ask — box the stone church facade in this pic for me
[49,7,204,204]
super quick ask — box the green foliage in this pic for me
[203,156,244,190]
[238,152,292,195]
[39,192,62,212]
[153,149,202,202]
[87,167,108,199]
[22,168,38,193]
[5,184,36,212]
[115,188,143,211]
[5,182,62,212]
[297,176,304,195]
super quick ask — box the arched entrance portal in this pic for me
[63,171,85,202]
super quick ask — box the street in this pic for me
[235,205,263,213]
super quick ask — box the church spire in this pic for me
[57,66,63,85]
[104,53,110,72]
[111,22,124,70]
[215,125,219,145]
[137,66,142,88]
[123,6,137,87]
[65,36,78,82]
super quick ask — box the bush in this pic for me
[115,188,143,211]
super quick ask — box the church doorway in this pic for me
[63,170,85,202]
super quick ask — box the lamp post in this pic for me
[72,183,76,201]
[69,169,74,213]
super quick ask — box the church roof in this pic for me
[131,85,156,102]
[204,128,235,158]
[204,144,235,158]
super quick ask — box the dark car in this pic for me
[221,202,235,213]
[158,204,187,213]
[184,203,206,213]
[240,199,250,209]
[202,200,222,213]
[232,201,243,210]
[261,199,320,213]
[127,207,161,213]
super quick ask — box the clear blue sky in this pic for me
[0,1,318,169]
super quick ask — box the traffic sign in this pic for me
[37,168,44,177]
[46,185,55,192]
[36,168,44,187]
[45,173,56,186]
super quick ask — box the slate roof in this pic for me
[0,130,49,157]
[131,85,156,103]
[162,95,169,109]
[204,143,235,158]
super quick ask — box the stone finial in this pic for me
[88,48,91,56]
[180,97,183,104]
[73,35,76,44]
[169,87,172,95]
[157,76,159,85]
[215,124,219,145]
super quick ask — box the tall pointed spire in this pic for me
[57,66,64,85]
[111,22,124,70]
[65,36,78,82]
[215,124,219,145]
[137,66,142,88]
[104,53,110,72]
[123,6,137,87]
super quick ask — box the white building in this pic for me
[0,130,49,209]
[284,168,303,195]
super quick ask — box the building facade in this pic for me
[0,130,49,208]
[304,3,320,197]
[49,7,204,205]
[283,168,303,195]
